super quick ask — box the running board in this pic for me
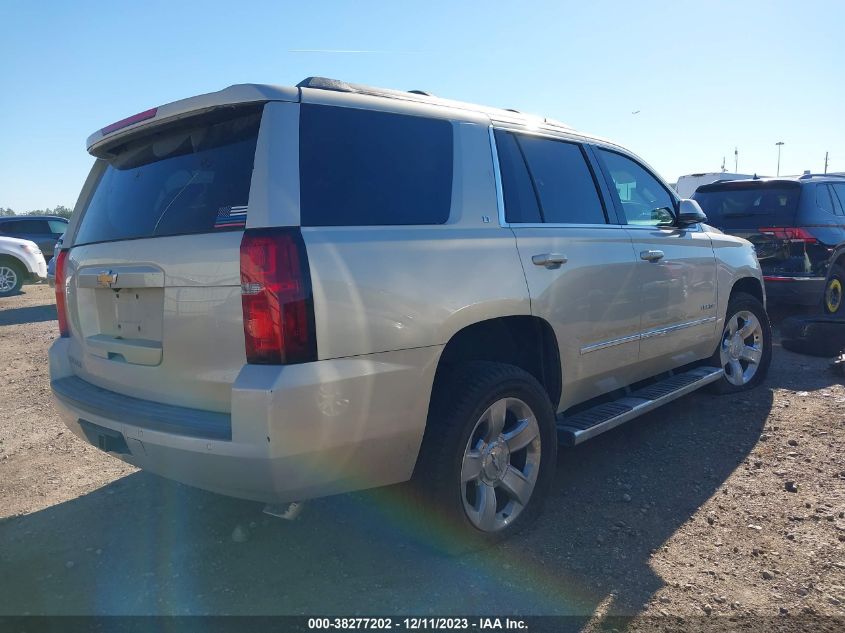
[556,366,724,446]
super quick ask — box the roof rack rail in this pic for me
[296,76,573,130]
[799,172,845,179]
[297,76,435,101]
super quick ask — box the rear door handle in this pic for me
[640,249,665,262]
[532,253,568,268]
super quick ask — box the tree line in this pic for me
[0,206,73,219]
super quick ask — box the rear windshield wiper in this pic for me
[721,212,756,218]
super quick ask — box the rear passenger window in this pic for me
[817,185,836,215]
[494,130,542,223]
[4,219,48,233]
[514,135,607,224]
[831,184,845,216]
[299,105,453,226]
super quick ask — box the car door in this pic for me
[493,129,643,411]
[594,147,718,369]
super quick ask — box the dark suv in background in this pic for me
[693,175,845,314]
[0,215,68,258]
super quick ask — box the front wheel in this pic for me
[0,261,24,297]
[413,362,557,550]
[708,292,772,394]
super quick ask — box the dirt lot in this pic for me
[1,284,843,629]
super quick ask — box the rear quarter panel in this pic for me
[258,103,531,359]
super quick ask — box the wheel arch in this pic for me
[434,315,562,411]
[829,247,845,272]
[729,276,765,306]
[0,254,27,270]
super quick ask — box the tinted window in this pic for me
[2,219,48,233]
[300,105,453,226]
[691,182,800,229]
[831,183,845,216]
[597,149,675,226]
[494,130,542,223]
[817,185,836,215]
[514,135,606,224]
[75,107,261,246]
[47,219,68,234]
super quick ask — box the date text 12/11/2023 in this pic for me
[307,617,529,630]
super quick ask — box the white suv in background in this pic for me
[0,235,47,296]
[50,77,770,545]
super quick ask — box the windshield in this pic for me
[692,183,800,229]
[75,107,262,246]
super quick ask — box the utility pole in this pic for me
[776,141,785,176]
[734,147,738,172]
[721,156,726,172]
[825,151,829,174]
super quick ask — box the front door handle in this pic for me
[640,249,665,262]
[532,253,568,268]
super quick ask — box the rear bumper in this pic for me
[762,276,826,306]
[49,338,440,503]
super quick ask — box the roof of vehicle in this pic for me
[0,215,68,222]
[87,76,622,154]
[696,178,805,192]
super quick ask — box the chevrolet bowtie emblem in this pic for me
[97,271,118,288]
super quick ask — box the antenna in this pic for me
[721,156,726,172]
[825,151,829,174]
[734,147,738,172]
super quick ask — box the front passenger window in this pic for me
[597,149,675,226]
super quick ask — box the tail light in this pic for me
[239,228,317,364]
[758,227,818,243]
[55,250,70,337]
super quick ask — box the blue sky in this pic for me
[1,0,843,211]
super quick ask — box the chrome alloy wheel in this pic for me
[719,310,764,386]
[460,397,541,532]
[0,266,18,293]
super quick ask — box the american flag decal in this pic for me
[213,205,248,228]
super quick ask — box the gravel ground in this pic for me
[0,283,843,630]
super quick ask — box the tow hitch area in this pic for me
[78,419,130,455]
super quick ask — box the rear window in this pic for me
[299,105,453,226]
[692,182,800,228]
[75,107,262,246]
[48,219,68,234]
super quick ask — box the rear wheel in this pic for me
[413,362,557,550]
[823,266,844,315]
[0,261,24,297]
[709,292,772,394]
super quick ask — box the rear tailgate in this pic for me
[61,105,263,412]
[692,180,815,275]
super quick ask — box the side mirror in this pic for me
[676,199,708,227]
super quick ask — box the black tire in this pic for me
[412,361,557,552]
[823,265,844,315]
[781,315,845,357]
[708,292,772,394]
[0,260,24,297]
